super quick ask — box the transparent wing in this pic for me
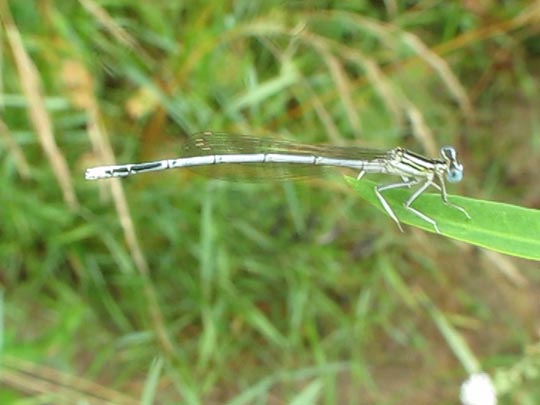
[180,132,387,181]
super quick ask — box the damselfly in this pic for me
[85,131,470,233]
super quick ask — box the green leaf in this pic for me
[346,177,540,261]
[418,291,480,375]
[141,356,164,405]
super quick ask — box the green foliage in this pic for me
[1,0,540,403]
[347,178,540,260]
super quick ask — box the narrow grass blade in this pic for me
[418,290,480,374]
[290,379,323,405]
[346,177,540,261]
[141,356,164,405]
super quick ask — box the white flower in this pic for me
[460,373,497,405]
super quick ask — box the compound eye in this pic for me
[446,168,463,183]
[441,146,457,160]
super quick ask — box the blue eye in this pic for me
[446,169,462,183]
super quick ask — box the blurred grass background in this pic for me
[1,0,540,403]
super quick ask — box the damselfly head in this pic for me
[440,146,463,183]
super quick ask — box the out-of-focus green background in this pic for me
[1,1,540,403]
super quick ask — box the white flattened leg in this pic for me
[437,174,471,220]
[375,179,418,232]
[403,177,441,233]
